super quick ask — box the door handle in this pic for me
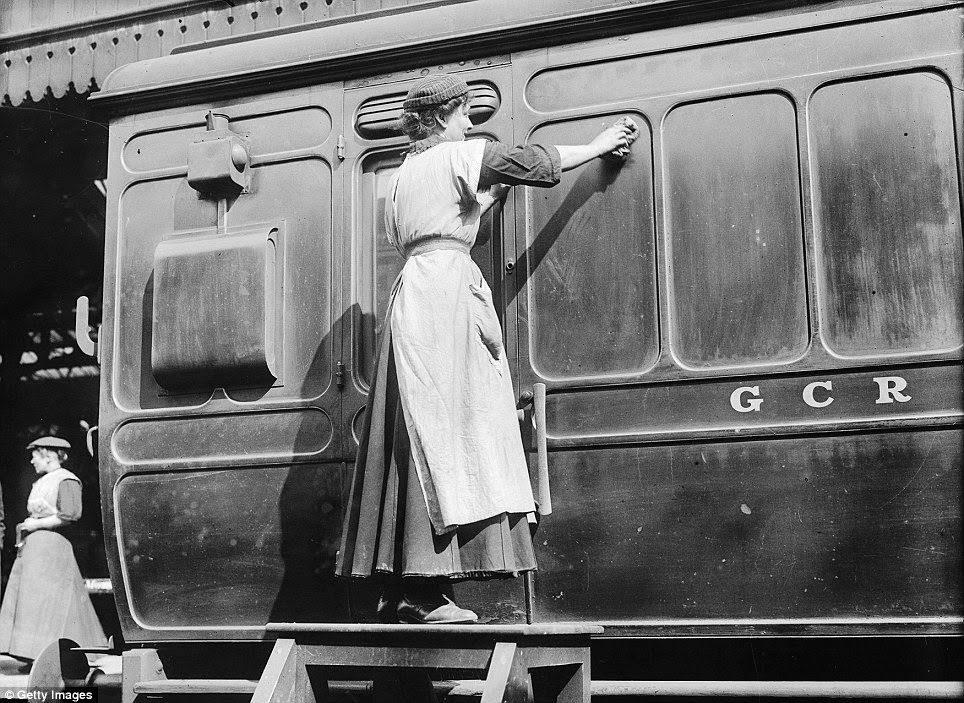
[75,296,98,360]
[518,383,551,516]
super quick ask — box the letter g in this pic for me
[730,386,763,413]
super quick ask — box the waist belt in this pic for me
[403,238,472,259]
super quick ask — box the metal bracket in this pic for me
[75,295,99,360]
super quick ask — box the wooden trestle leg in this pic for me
[250,638,315,703]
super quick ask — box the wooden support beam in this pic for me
[480,641,532,703]
[251,638,315,703]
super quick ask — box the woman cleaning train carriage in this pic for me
[335,73,638,624]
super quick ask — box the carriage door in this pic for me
[340,60,530,620]
[101,85,347,640]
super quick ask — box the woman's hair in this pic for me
[399,94,468,141]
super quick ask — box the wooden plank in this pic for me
[595,681,964,699]
[90,29,116,89]
[482,641,540,703]
[479,642,516,703]
[176,13,205,47]
[49,40,71,97]
[26,42,50,99]
[279,0,307,28]
[517,645,591,669]
[300,644,492,671]
[266,622,603,636]
[301,0,331,23]
[0,50,8,99]
[157,17,180,57]
[5,50,29,105]
[134,679,258,694]
[71,32,95,93]
[112,25,138,75]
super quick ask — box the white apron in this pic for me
[27,468,80,518]
[386,139,536,534]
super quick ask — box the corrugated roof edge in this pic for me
[89,0,821,114]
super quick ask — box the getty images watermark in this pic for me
[1,690,97,701]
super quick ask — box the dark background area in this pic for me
[0,87,110,631]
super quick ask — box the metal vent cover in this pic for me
[355,82,500,140]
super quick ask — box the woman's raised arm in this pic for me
[555,118,639,171]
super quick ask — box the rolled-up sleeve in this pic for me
[479,142,561,189]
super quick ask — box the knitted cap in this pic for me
[402,73,469,111]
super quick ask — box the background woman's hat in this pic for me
[402,73,470,110]
[26,436,71,450]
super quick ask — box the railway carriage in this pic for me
[83,0,962,692]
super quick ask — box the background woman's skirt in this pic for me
[336,303,536,580]
[0,530,108,660]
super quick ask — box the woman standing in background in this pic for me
[0,436,107,661]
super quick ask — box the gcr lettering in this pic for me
[729,376,912,413]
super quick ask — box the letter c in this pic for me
[730,386,763,413]
[803,380,834,408]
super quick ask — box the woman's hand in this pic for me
[556,117,640,171]
[20,515,64,533]
[589,117,639,158]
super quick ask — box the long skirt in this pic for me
[0,530,107,660]
[336,295,537,580]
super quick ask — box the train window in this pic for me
[809,71,963,357]
[526,114,657,380]
[662,93,809,369]
[354,143,500,386]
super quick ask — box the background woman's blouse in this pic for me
[56,480,82,521]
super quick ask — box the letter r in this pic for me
[873,376,911,404]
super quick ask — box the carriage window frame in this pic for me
[523,111,660,383]
[660,89,811,372]
[807,69,964,360]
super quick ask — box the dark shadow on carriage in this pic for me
[270,306,357,624]
[509,156,622,303]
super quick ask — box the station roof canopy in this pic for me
[2,0,823,110]
[0,0,478,107]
